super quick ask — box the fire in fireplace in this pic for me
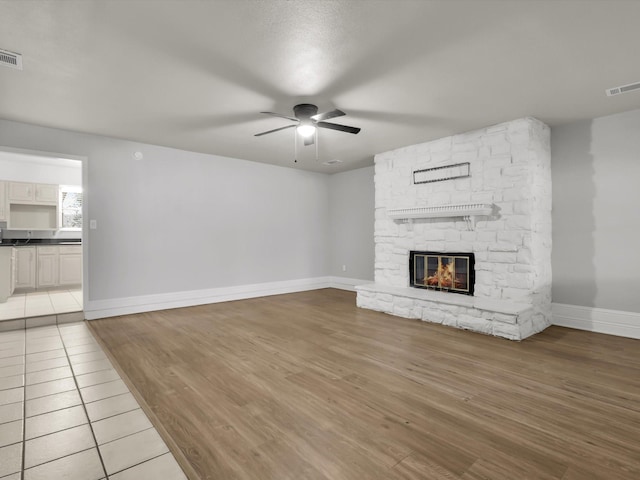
[409,251,475,295]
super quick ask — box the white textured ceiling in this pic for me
[1,0,639,173]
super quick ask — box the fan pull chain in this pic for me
[315,129,319,161]
[294,128,298,163]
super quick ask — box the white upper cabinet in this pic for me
[8,181,34,202]
[0,181,6,221]
[5,181,60,230]
[8,181,58,204]
[35,184,59,204]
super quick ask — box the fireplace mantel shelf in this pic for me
[387,203,494,222]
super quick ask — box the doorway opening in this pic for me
[0,147,86,323]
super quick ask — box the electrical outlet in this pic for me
[342,264,347,272]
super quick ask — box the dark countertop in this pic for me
[0,239,82,247]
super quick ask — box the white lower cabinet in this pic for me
[10,244,82,292]
[0,248,14,302]
[33,245,82,289]
[59,246,82,286]
[37,247,59,288]
[15,246,36,289]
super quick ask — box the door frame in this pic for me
[0,145,88,310]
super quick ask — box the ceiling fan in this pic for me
[255,103,361,146]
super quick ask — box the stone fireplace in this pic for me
[356,117,552,340]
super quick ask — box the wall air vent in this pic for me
[0,49,22,70]
[606,81,640,97]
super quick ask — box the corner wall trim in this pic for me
[552,302,640,339]
[85,277,334,320]
[329,276,371,292]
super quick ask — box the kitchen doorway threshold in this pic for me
[0,311,85,332]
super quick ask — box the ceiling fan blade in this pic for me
[316,121,361,134]
[304,135,315,146]
[311,109,345,122]
[254,124,296,136]
[260,111,300,122]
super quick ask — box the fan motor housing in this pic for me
[293,103,318,119]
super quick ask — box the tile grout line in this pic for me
[97,424,155,447]
[108,451,170,478]
[58,325,110,480]
[3,323,183,480]
[20,328,26,480]
[22,446,96,472]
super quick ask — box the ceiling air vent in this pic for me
[606,81,640,97]
[0,49,22,70]
[323,159,343,166]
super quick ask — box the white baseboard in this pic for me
[328,276,371,292]
[85,276,334,320]
[85,276,372,320]
[552,303,640,339]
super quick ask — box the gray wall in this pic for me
[0,119,330,302]
[328,166,374,281]
[551,109,640,313]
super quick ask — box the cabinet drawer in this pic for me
[37,246,59,255]
[59,245,82,255]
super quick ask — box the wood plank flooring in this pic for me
[88,289,640,480]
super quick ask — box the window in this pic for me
[60,185,83,230]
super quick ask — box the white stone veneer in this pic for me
[356,117,552,340]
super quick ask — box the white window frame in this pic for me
[59,185,83,231]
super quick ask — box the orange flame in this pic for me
[424,259,467,289]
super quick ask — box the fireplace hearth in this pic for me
[409,251,475,296]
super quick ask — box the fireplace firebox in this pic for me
[409,251,475,296]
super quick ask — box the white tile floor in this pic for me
[0,290,83,321]
[0,322,187,480]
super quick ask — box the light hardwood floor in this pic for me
[88,289,640,480]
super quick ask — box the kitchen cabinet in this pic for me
[8,181,34,202]
[11,248,16,294]
[8,181,58,204]
[15,246,36,289]
[35,184,59,204]
[37,246,59,288]
[0,248,15,302]
[6,181,59,230]
[0,181,6,221]
[34,245,82,289]
[59,246,82,286]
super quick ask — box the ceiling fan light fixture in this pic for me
[297,124,316,137]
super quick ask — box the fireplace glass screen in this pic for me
[409,251,475,295]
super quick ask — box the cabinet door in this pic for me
[0,181,6,221]
[35,184,59,204]
[0,248,12,302]
[59,254,82,286]
[10,248,16,294]
[16,247,36,289]
[8,182,34,202]
[37,254,59,288]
